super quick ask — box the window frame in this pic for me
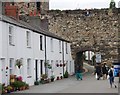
[27,59,31,76]
[40,35,43,50]
[26,31,31,48]
[50,38,53,52]
[9,58,14,75]
[59,40,62,53]
[9,25,15,46]
[66,42,68,54]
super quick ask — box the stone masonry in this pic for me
[48,9,120,62]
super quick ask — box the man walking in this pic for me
[108,66,117,88]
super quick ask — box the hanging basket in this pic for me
[15,59,22,69]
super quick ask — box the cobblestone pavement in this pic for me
[14,63,119,93]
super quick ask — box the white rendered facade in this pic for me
[0,16,74,86]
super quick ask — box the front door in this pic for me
[0,58,6,84]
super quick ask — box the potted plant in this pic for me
[64,70,69,78]
[60,64,63,67]
[34,81,39,85]
[57,76,59,80]
[40,74,48,84]
[6,85,12,93]
[56,64,59,67]
[47,64,52,69]
[60,76,63,79]
[17,76,23,81]
[15,59,22,69]
[50,75,55,82]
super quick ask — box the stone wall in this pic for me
[48,9,119,61]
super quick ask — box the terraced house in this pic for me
[0,3,74,86]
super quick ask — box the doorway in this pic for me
[35,60,38,81]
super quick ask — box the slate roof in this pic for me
[0,14,69,42]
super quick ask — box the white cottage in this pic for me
[0,15,74,86]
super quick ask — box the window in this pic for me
[40,35,43,50]
[50,38,53,52]
[66,42,68,54]
[26,31,31,47]
[27,59,31,75]
[59,41,62,53]
[9,58,14,75]
[40,60,43,75]
[9,26,14,45]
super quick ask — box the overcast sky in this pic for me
[49,0,120,10]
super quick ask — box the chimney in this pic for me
[4,2,19,19]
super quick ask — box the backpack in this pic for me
[109,69,113,77]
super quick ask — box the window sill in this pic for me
[9,43,15,46]
[27,46,31,48]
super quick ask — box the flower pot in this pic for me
[60,76,63,79]
[60,64,63,67]
[56,64,59,67]
[57,76,59,80]
[51,78,54,82]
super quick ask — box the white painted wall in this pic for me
[46,37,63,79]
[0,21,2,58]
[0,20,74,86]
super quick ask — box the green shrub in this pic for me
[64,70,69,78]
[34,81,39,85]
[11,81,26,89]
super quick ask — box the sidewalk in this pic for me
[12,63,118,93]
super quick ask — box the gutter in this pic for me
[62,41,65,76]
[44,35,47,74]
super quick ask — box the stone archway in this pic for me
[74,46,95,72]
[48,9,119,64]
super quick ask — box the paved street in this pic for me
[14,63,119,93]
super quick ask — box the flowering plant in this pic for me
[17,76,23,81]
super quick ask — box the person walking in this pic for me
[95,64,102,80]
[76,66,82,80]
[102,63,107,80]
[108,66,117,88]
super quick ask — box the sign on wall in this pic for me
[96,53,101,63]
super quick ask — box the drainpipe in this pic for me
[62,41,64,76]
[44,35,47,74]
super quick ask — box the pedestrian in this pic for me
[76,66,82,80]
[106,65,110,79]
[95,64,102,80]
[108,66,117,88]
[102,63,107,80]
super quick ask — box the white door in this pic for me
[0,58,6,84]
